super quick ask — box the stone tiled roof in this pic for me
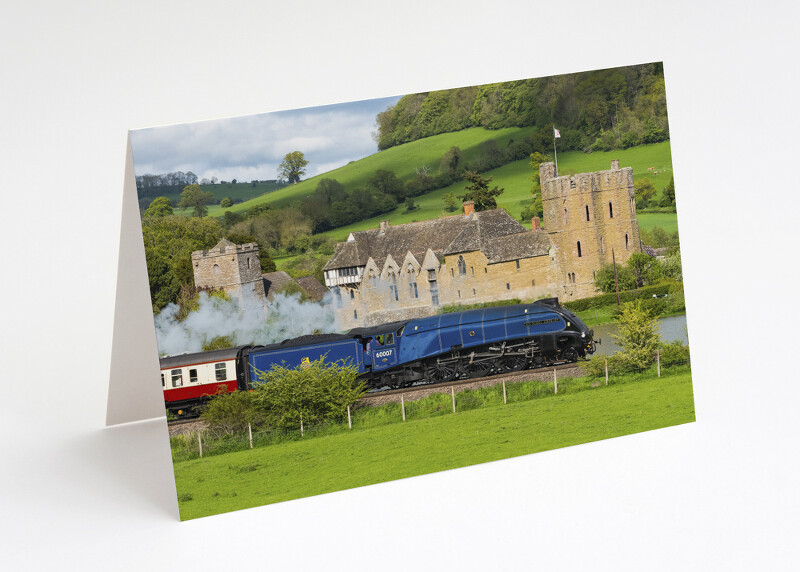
[262,271,328,302]
[483,231,552,263]
[325,209,547,270]
[262,271,293,300]
[295,276,328,301]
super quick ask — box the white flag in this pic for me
[553,127,561,138]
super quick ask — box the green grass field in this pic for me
[173,370,694,520]
[313,140,676,242]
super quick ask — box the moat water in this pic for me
[588,314,688,355]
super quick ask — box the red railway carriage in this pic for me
[160,346,247,417]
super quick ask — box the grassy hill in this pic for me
[170,130,676,240]
[314,140,675,242]
[175,126,538,217]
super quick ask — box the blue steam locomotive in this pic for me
[161,298,595,415]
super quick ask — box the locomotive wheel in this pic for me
[426,360,458,383]
[561,347,578,363]
[464,358,494,379]
[496,355,527,373]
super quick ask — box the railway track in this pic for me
[360,362,585,406]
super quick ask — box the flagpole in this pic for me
[553,126,559,175]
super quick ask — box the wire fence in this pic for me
[170,349,691,463]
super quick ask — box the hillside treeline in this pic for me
[376,63,668,152]
[136,171,199,197]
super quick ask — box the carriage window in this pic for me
[385,333,394,345]
[161,373,165,387]
[376,334,385,345]
[171,369,183,387]
[215,363,226,381]
[189,369,198,384]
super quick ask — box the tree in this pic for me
[459,170,504,211]
[144,196,173,218]
[404,197,418,212]
[177,184,215,217]
[442,191,459,212]
[367,169,404,200]
[634,177,656,208]
[661,176,675,207]
[278,151,309,184]
[593,262,636,294]
[613,300,662,370]
[439,146,464,177]
[627,252,661,288]
[142,215,223,310]
[219,197,233,208]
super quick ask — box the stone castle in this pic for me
[323,160,641,328]
[191,238,327,302]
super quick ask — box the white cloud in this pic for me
[130,95,400,182]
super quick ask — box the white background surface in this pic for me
[2,1,799,570]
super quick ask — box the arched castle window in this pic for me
[564,208,568,225]
[609,202,614,218]
[577,241,582,257]
[368,270,377,288]
[333,287,342,308]
[625,234,629,250]
[585,205,590,221]
[247,257,252,269]
[457,255,466,275]
[213,264,220,275]
[407,264,418,299]
[600,236,604,254]
[388,269,398,301]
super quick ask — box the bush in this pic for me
[201,389,264,434]
[254,358,366,430]
[658,340,690,367]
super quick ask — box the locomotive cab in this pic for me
[370,331,399,371]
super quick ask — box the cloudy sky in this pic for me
[129,94,402,183]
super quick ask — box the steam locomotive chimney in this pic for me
[463,201,475,216]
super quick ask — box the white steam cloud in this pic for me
[155,291,337,356]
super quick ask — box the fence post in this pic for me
[451,386,456,413]
[503,380,507,404]
[401,395,406,421]
[198,432,203,458]
[553,368,558,394]
[657,350,661,377]
[605,359,609,386]
[248,422,253,449]
[347,405,352,429]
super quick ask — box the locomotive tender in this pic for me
[160,298,595,417]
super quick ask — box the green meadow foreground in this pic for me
[174,371,694,520]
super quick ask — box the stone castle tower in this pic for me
[540,159,641,299]
[191,238,266,300]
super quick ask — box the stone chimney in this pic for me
[379,220,390,234]
[463,201,475,216]
[531,216,541,232]
[610,159,620,170]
